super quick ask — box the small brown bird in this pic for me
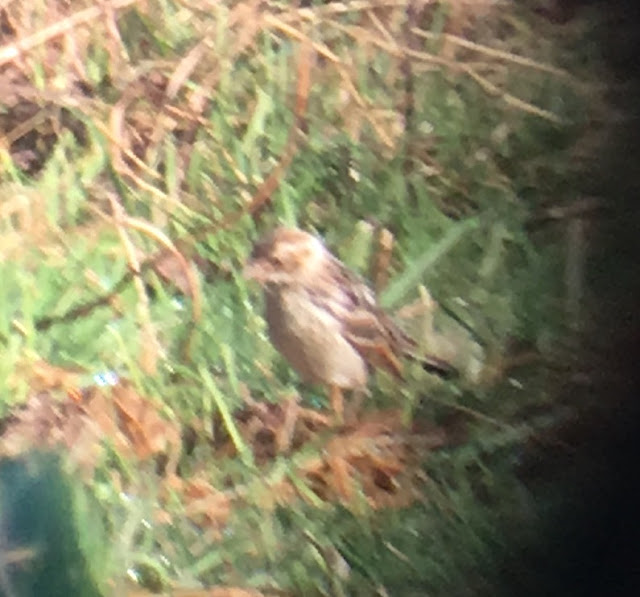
[244,227,452,421]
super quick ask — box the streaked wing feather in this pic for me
[305,257,410,376]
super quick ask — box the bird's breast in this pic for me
[264,287,368,389]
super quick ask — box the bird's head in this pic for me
[244,227,328,287]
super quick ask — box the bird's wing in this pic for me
[304,258,407,376]
[306,257,456,378]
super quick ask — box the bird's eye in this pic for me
[271,256,283,267]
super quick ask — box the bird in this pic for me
[243,226,453,422]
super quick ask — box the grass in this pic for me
[0,1,616,595]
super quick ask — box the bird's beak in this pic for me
[243,259,268,284]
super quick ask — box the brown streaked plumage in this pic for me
[244,226,453,421]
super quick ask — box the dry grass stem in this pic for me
[108,193,161,374]
[410,27,577,81]
[0,0,138,66]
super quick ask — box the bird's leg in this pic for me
[346,388,367,424]
[275,394,299,454]
[329,384,345,425]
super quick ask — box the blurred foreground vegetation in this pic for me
[0,1,634,595]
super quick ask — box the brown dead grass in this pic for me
[0,361,453,533]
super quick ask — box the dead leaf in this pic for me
[0,373,181,479]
